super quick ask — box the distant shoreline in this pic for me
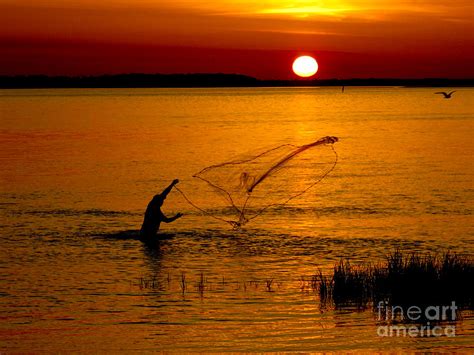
[0,74,473,89]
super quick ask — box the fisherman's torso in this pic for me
[140,199,164,238]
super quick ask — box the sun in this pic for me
[292,56,318,77]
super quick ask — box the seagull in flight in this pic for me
[435,91,456,99]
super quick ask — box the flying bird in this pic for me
[435,91,456,99]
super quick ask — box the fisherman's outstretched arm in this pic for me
[162,212,183,223]
[160,179,179,198]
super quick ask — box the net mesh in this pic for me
[176,136,338,229]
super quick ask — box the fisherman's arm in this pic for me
[162,212,183,223]
[160,179,179,198]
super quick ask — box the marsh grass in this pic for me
[319,250,473,313]
[136,250,472,316]
[265,279,274,292]
[136,272,281,296]
[180,272,186,293]
[137,276,158,290]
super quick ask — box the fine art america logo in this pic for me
[376,301,457,337]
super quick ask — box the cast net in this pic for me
[175,136,338,229]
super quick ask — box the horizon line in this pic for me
[1,73,474,80]
[1,74,473,89]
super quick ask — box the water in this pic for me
[1,87,473,351]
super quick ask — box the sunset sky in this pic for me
[1,0,473,79]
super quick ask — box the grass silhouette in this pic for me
[319,250,473,313]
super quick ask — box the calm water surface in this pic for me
[1,87,473,351]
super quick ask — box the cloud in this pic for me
[1,0,472,52]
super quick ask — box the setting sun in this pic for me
[292,56,318,77]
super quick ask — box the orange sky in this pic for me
[1,0,473,79]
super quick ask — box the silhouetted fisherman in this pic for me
[140,179,183,240]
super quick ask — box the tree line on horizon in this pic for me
[0,73,472,88]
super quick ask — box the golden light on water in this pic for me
[1,87,474,351]
[292,56,318,77]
